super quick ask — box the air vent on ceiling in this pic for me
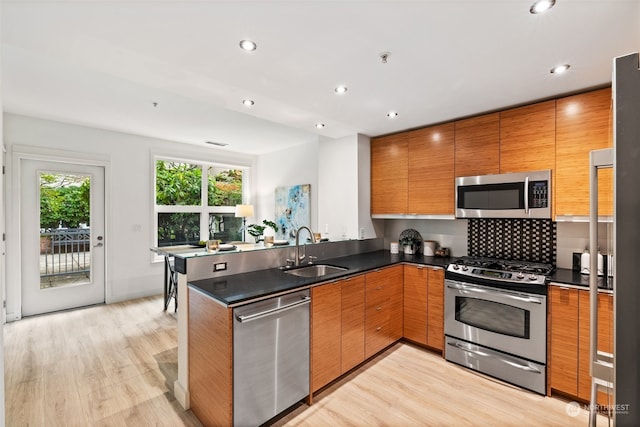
[205,141,229,147]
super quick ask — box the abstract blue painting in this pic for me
[275,184,311,242]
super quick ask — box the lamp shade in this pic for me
[235,204,254,218]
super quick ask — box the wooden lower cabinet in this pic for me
[188,287,233,427]
[311,282,343,392]
[578,291,613,404]
[426,268,444,351]
[341,276,366,373]
[365,265,403,359]
[548,285,613,405]
[403,265,428,345]
[311,275,366,392]
[549,286,579,396]
[402,265,444,351]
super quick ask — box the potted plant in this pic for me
[400,235,419,255]
[247,220,279,243]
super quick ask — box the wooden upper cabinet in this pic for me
[371,133,408,215]
[407,123,455,215]
[499,100,556,174]
[454,113,500,177]
[555,88,613,217]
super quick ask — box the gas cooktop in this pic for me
[453,256,554,275]
[446,256,554,290]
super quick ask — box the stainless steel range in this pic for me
[444,256,553,395]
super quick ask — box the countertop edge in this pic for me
[188,251,455,307]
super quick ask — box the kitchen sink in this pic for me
[283,264,348,278]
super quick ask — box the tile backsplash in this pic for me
[468,218,557,266]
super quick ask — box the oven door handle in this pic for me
[446,282,543,305]
[448,341,542,374]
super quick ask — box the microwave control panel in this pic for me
[529,181,548,208]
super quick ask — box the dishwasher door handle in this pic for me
[236,296,311,323]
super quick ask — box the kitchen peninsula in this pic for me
[175,236,605,426]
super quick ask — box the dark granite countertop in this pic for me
[549,267,613,290]
[188,250,456,306]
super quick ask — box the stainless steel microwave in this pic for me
[455,170,551,219]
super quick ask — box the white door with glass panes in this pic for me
[20,159,105,316]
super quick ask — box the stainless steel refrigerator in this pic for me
[607,51,640,426]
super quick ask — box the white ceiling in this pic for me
[2,0,639,155]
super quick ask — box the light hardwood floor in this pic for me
[4,296,202,426]
[277,343,610,426]
[5,295,609,426]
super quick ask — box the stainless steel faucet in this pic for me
[294,226,316,266]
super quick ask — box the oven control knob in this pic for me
[461,265,468,271]
[528,274,538,281]
[516,272,525,279]
[452,264,459,270]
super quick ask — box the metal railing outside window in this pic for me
[40,228,91,285]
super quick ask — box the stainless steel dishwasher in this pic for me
[233,289,310,427]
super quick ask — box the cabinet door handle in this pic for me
[376,326,382,331]
[376,286,382,290]
[376,306,382,311]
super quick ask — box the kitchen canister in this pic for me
[580,249,590,274]
[390,241,399,254]
[423,240,437,256]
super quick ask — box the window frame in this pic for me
[152,154,250,258]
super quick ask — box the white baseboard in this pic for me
[174,379,190,410]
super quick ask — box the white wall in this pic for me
[556,221,613,269]
[357,134,380,239]
[316,133,376,241]
[255,139,320,232]
[317,134,358,240]
[3,113,256,320]
[384,219,468,257]
[0,5,7,421]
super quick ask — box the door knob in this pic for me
[94,242,103,248]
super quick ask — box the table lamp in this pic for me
[235,204,254,242]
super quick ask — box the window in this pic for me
[154,159,247,247]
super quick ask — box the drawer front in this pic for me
[365,319,391,358]
[366,302,391,325]
[366,290,391,312]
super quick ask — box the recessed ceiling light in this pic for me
[530,0,556,14]
[550,64,570,74]
[387,111,398,118]
[315,123,325,129]
[334,85,348,94]
[239,39,257,51]
[242,99,255,106]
